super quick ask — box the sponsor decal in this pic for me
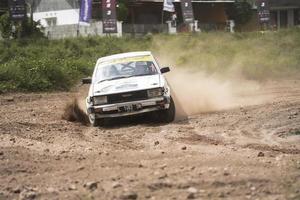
[79,0,92,24]
[102,0,118,33]
[116,84,138,90]
[8,0,26,21]
[180,0,194,23]
[163,0,175,12]
[257,0,270,23]
[99,55,153,66]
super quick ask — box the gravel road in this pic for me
[0,80,299,200]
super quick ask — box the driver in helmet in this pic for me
[135,61,148,75]
[108,65,119,77]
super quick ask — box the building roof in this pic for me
[269,0,300,7]
[131,0,234,2]
[32,0,79,13]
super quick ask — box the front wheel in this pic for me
[158,97,175,123]
[89,114,105,127]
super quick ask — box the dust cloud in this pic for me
[64,66,270,124]
[151,36,275,117]
[166,69,268,116]
[62,98,89,125]
[63,60,271,124]
[62,85,90,125]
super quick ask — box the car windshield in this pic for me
[95,60,158,83]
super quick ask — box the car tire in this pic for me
[159,96,175,123]
[89,114,105,127]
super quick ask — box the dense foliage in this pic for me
[153,29,300,80]
[226,0,253,26]
[117,0,129,22]
[0,36,151,92]
[0,28,300,92]
[0,12,44,39]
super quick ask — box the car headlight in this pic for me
[147,88,163,98]
[92,96,108,105]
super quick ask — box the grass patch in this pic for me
[151,28,300,80]
[0,36,151,92]
[289,130,300,136]
[0,28,300,92]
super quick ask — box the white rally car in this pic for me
[82,51,175,126]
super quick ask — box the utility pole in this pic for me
[0,1,8,16]
[161,10,164,33]
[8,0,27,39]
[25,0,35,29]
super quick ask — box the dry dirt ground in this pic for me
[0,80,300,200]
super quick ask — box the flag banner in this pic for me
[163,0,175,12]
[102,0,118,33]
[8,0,26,21]
[256,0,270,23]
[180,0,194,23]
[79,0,92,24]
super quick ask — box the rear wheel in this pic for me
[158,97,175,123]
[89,114,105,127]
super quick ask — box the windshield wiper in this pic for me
[97,75,133,83]
[134,73,152,77]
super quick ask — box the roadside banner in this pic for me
[102,0,118,33]
[8,0,26,21]
[256,0,270,23]
[79,0,92,24]
[180,0,194,23]
[163,0,175,12]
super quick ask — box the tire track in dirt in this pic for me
[0,80,299,200]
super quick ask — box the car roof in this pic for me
[97,51,153,64]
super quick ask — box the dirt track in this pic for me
[0,80,300,200]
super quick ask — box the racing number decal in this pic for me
[124,105,133,112]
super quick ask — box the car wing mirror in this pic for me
[82,77,92,84]
[160,67,170,74]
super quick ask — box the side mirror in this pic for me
[160,67,170,74]
[82,77,92,84]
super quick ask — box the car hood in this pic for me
[92,74,161,96]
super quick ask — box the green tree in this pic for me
[0,13,12,39]
[0,12,43,39]
[116,0,128,21]
[226,0,253,26]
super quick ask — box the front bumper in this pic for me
[87,96,170,118]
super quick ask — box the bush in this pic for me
[0,13,12,39]
[0,12,44,39]
[151,29,300,80]
[0,29,299,92]
[117,0,129,21]
[226,0,253,26]
[0,36,152,92]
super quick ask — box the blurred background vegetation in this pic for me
[152,28,300,80]
[0,28,299,93]
[0,36,151,92]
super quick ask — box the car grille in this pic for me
[107,90,148,104]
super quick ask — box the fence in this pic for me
[44,21,123,39]
[122,22,228,34]
[0,21,230,40]
[198,22,228,32]
[122,24,168,35]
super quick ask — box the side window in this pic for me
[153,57,162,73]
[147,61,157,74]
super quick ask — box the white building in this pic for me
[29,0,122,39]
[30,0,80,27]
[269,0,300,28]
